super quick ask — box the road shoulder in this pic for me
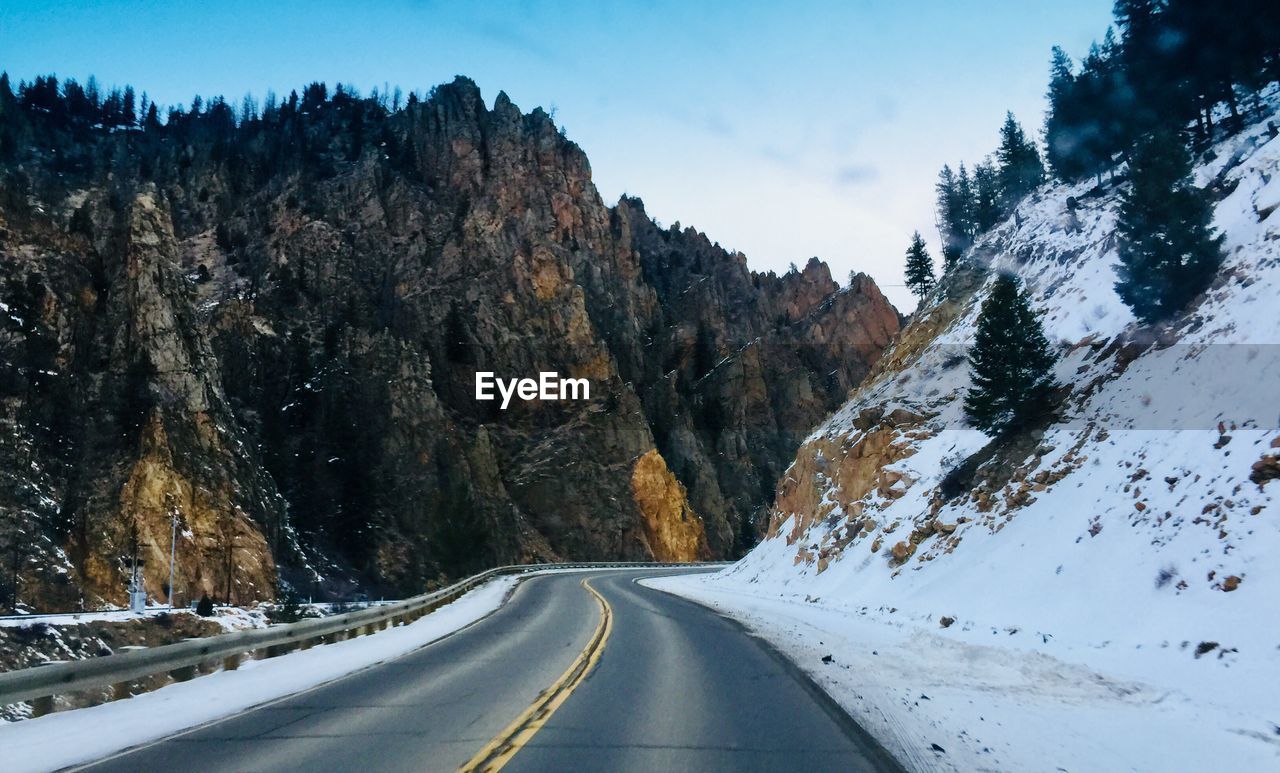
[0,577,520,773]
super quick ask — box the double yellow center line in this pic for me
[459,577,614,772]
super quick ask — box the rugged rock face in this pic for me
[629,449,707,562]
[0,76,900,608]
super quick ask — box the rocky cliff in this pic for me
[0,76,900,608]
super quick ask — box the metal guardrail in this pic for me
[0,561,725,715]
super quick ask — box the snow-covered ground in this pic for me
[0,605,270,631]
[0,576,518,773]
[646,99,1280,772]
[646,569,1277,773]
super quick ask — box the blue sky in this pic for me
[0,0,1113,308]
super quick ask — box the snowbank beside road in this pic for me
[0,605,270,631]
[646,572,1279,773]
[0,576,518,773]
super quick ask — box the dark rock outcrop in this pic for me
[0,76,900,607]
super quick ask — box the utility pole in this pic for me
[10,537,20,613]
[222,535,241,606]
[127,523,147,613]
[5,508,29,613]
[168,505,179,609]
[225,537,232,605]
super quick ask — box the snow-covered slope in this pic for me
[652,101,1280,771]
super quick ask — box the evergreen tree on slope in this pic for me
[1114,129,1223,323]
[964,274,1059,436]
[936,164,974,266]
[996,112,1045,208]
[1044,46,1087,182]
[972,159,1002,233]
[904,231,935,300]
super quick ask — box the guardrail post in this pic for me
[31,695,54,717]
[223,653,241,671]
[112,681,131,700]
[170,665,196,682]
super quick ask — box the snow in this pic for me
[647,101,1280,771]
[0,606,267,630]
[0,576,518,772]
[645,573,1278,773]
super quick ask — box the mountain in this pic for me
[0,75,900,609]
[672,93,1280,770]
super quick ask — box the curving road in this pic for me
[79,568,901,772]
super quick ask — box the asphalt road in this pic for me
[81,568,901,772]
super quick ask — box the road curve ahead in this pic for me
[80,568,901,773]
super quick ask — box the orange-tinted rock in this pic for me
[630,450,710,562]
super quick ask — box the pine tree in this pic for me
[1044,46,1086,181]
[935,165,961,261]
[1045,31,1130,184]
[1080,31,1129,180]
[971,159,1002,233]
[84,75,100,114]
[935,164,974,262]
[0,72,19,159]
[996,112,1044,208]
[963,274,1059,436]
[101,87,122,128]
[1114,129,1223,323]
[122,86,136,128]
[903,231,935,299]
[1114,0,1182,136]
[0,72,14,112]
[143,101,160,131]
[956,163,975,236]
